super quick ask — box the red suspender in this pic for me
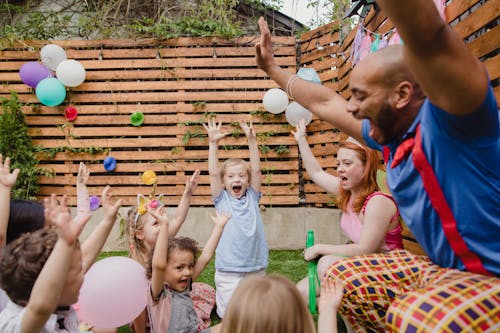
[411,125,492,276]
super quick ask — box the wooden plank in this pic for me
[445,0,483,23]
[467,24,500,59]
[452,0,499,39]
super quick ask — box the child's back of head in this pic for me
[221,274,316,333]
[0,228,57,306]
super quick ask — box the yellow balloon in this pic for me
[142,170,157,185]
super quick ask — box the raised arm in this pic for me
[376,0,489,115]
[22,195,90,333]
[202,119,228,198]
[193,211,230,280]
[149,207,169,298]
[76,162,90,218]
[292,119,340,195]
[240,121,261,192]
[0,155,19,247]
[304,195,397,259]
[256,17,362,141]
[81,185,123,272]
[169,169,199,237]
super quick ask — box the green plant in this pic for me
[0,93,42,199]
[250,106,272,121]
[274,145,290,155]
[181,128,205,145]
[259,145,270,154]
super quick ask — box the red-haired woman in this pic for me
[293,119,403,303]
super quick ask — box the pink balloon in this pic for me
[19,61,53,88]
[78,257,148,329]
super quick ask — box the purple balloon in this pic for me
[89,195,100,211]
[19,62,53,88]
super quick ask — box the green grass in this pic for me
[98,250,345,333]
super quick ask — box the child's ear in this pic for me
[135,230,145,240]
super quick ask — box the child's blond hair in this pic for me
[221,274,316,333]
[220,158,251,180]
[125,206,150,268]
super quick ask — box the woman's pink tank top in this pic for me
[340,191,403,251]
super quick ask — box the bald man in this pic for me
[256,1,499,332]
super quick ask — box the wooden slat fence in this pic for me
[0,37,300,206]
[0,0,497,210]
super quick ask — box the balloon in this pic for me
[64,106,78,121]
[19,62,52,88]
[297,67,321,84]
[263,88,288,114]
[40,44,67,71]
[35,78,66,106]
[89,195,100,211]
[78,257,148,329]
[142,170,157,185]
[103,156,116,172]
[285,102,312,126]
[56,59,86,87]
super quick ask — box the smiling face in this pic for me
[221,160,250,199]
[164,249,195,292]
[336,147,366,193]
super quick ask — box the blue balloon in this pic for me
[35,78,66,106]
[297,67,322,85]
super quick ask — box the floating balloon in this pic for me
[19,62,52,88]
[78,256,148,329]
[262,88,288,114]
[103,156,116,172]
[142,170,157,185]
[64,106,78,121]
[40,44,67,71]
[297,67,321,84]
[285,102,312,127]
[89,195,100,211]
[35,78,66,106]
[56,59,86,87]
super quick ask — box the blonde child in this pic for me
[147,207,230,332]
[0,195,91,332]
[220,274,344,333]
[220,274,315,333]
[202,119,268,318]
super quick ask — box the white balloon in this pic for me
[40,44,67,71]
[56,59,86,87]
[263,88,288,114]
[285,101,312,126]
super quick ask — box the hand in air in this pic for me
[0,155,19,189]
[209,210,231,229]
[50,195,91,246]
[101,185,123,221]
[185,169,200,195]
[255,17,276,72]
[291,118,307,143]
[239,120,256,141]
[77,162,90,186]
[203,118,229,143]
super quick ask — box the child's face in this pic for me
[336,147,365,192]
[164,249,195,292]
[139,213,161,250]
[59,247,84,306]
[222,163,250,199]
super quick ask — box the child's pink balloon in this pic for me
[77,256,148,329]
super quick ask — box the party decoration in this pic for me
[19,62,53,88]
[103,156,116,172]
[56,59,86,87]
[130,112,145,126]
[40,44,67,71]
[64,106,78,121]
[142,170,157,185]
[89,195,100,211]
[78,256,148,329]
[262,88,288,114]
[35,78,66,106]
[297,68,321,84]
[285,102,312,127]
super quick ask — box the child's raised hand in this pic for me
[148,205,169,227]
[185,169,200,195]
[101,185,123,221]
[291,118,307,143]
[50,195,91,246]
[209,210,231,229]
[0,154,20,189]
[77,162,90,186]
[239,120,256,141]
[318,277,344,313]
[202,118,228,143]
[44,194,71,227]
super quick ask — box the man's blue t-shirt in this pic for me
[363,86,499,276]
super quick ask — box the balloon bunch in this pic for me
[19,44,86,107]
[262,67,321,127]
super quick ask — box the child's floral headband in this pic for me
[133,170,164,228]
